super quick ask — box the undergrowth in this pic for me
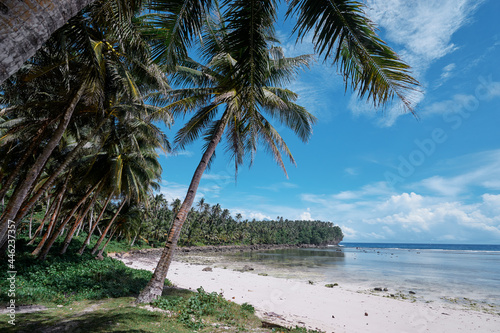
[0,238,153,305]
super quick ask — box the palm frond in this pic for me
[287,0,419,112]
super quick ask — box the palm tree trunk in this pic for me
[28,182,67,246]
[31,186,67,256]
[60,185,101,254]
[28,208,34,239]
[0,84,85,249]
[0,0,95,84]
[37,182,99,260]
[75,216,84,237]
[91,198,126,255]
[78,191,113,255]
[130,231,138,247]
[96,227,117,258]
[13,117,108,224]
[136,116,227,303]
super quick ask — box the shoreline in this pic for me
[111,250,500,333]
[116,243,338,257]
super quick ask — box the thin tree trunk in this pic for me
[136,116,227,303]
[130,230,138,247]
[28,208,34,239]
[31,185,67,256]
[0,84,86,248]
[13,117,108,224]
[91,198,126,255]
[60,186,101,254]
[78,191,113,255]
[28,202,52,245]
[75,216,83,237]
[96,227,117,258]
[28,181,68,245]
[37,182,99,260]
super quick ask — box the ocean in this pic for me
[224,242,500,306]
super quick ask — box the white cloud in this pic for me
[170,150,193,157]
[257,182,299,192]
[246,212,272,221]
[291,151,500,242]
[436,63,457,87]
[344,167,358,176]
[202,173,232,180]
[366,0,481,73]
[413,150,500,196]
[348,0,483,126]
[299,208,313,221]
[160,181,189,202]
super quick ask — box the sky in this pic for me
[158,0,500,244]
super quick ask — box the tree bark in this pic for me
[28,180,67,245]
[0,0,95,84]
[13,117,108,224]
[0,83,86,249]
[136,116,227,303]
[78,191,112,255]
[37,182,98,260]
[96,226,116,258]
[91,198,126,255]
[31,183,67,256]
[60,185,101,254]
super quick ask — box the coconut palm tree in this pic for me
[0,0,169,249]
[136,2,316,302]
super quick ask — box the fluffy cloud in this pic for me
[295,151,500,242]
[348,0,483,126]
[366,0,481,73]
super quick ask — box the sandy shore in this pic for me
[112,252,500,333]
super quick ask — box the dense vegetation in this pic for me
[141,196,343,247]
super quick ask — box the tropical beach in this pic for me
[111,246,500,333]
[1,0,500,332]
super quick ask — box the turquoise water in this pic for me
[225,243,500,306]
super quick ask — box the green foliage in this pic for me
[324,283,338,288]
[134,196,344,247]
[241,302,255,314]
[0,240,153,305]
[152,287,255,330]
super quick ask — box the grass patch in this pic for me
[324,283,338,288]
[0,239,153,305]
[0,297,191,333]
[151,287,261,331]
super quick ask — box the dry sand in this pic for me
[113,253,500,333]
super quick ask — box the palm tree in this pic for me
[0,0,169,249]
[136,3,316,302]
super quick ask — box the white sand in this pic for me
[114,254,500,333]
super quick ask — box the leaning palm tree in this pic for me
[0,0,169,248]
[136,3,316,302]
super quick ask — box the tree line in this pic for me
[131,195,343,247]
[11,194,343,252]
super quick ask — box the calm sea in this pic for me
[224,243,500,306]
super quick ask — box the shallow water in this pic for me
[221,243,500,306]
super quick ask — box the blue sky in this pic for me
[158,0,500,244]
